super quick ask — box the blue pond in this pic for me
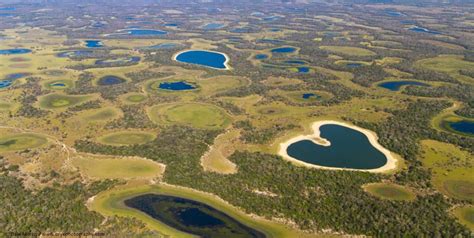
[158,81,196,91]
[85,40,103,48]
[0,48,31,55]
[164,23,179,27]
[255,54,268,60]
[127,29,167,36]
[409,26,440,35]
[0,7,15,11]
[287,124,387,170]
[378,81,429,91]
[270,28,281,32]
[271,47,296,53]
[203,23,224,30]
[0,80,13,89]
[384,9,404,17]
[447,120,474,136]
[302,93,320,99]
[297,67,310,73]
[175,50,228,70]
[50,83,66,87]
[5,73,28,80]
[97,76,126,86]
[124,194,265,238]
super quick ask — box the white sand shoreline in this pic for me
[278,120,399,173]
[172,49,231,70]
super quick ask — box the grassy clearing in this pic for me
[82,107,122,122]
[453,206,474,231]
[37,93,95,110]
[363,183,416,201]
[419,40,465,50]
[416,55,474,73]
[319,46,376,56]
[72,155,164,180]
[98,131,156,146]
[89,182,321,238]
[120,93,148,104]
[420,140,473,201]
[0,133,48,152]
[42,79,74,90]
[147,103,231,129]
[201,129,239,174]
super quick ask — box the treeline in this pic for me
[16,77,49,118]
[235,120,298,144]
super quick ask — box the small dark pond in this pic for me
[255,54,268,60]
[444,120,474,136]
[297,67,310,73]
[286,124,387,170]
[378,81,429,91]
[409,26,440,35]
[124,194,266,238]
[271,47,296,53]
[97,76,126,86]
[302,93,320,99]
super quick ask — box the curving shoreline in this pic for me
[278,120,399,173]
[172,49,231,70]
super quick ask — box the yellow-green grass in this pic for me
[335,60,371,67]
[72,156,164,180]
[363,183,416,201]
[416,55,474,79]
[419,40,465,50]
[89,182,320,238]
[42,79,74,90]
[98,131,156,146]
[201,129,239,174]
[120,93,148,104]
[147,103,231,130]
[82,107,122,122]
[37,93,95,110]
[420,140,473,201]
[453,206,474,231]
[0,133,48,152]
[199,75,248,95]
[319,46,376,57]
[0,102,13,111]
[371,40,403,48]
[261,76,303,87]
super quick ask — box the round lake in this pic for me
[175,50,229,70]
[285,123,389,170]
[124,194,266,238]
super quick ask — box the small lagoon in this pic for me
[125,194,266,238]
[444,120,474,137]
[378,80,429,91]
[0,48,31,55]
[409,26,440,35]
[85,40,103,48]
[271,47,296,53]
[158,81,196,91]
[97,76,126,86]
[126,29,167,36]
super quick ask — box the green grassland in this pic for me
[147,103,231,129]
[82,107,123,122]
[42,79,75,90]
[363,183,416,201]
[120,93,148,104]
[452,206,474,231]
[72,156,164,180]
[420,140,473,201]
[37,93,96,110]
[98,131,157,146]
[0,133,48,152]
